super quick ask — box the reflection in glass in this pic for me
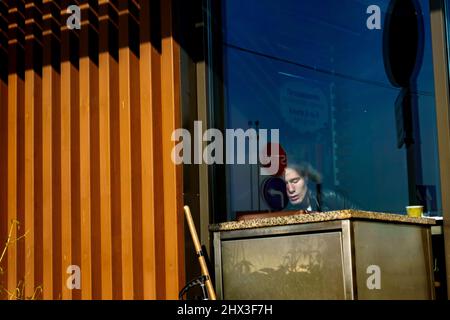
[218,0,441,220]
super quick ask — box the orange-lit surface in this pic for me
[0,0,184,300]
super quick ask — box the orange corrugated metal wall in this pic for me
[0,0,184,299]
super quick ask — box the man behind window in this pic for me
[283,162,359,212]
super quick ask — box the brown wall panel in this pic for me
[33,10,44,300]
[139,0,159,300]
[60,0,79,300]
[0,0,8,299]
[0,79,8,296]
[66,0,82,300]
[6,53,19,298]
[161,0,184,299]
[24,0,43,299]
[117,0,148,300]
[0,0,185,300]
[0,58,8,299]
[42,0,59,298]
[107,1,123,299]
[118,0,135,299]
[98,0,117,300]
[43,77,54,296]
[7,0,26,297]
[78,0,100,300]
[128,1,144,300]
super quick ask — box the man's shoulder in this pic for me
[319,188,358,210]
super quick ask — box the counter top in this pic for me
[209,209,436,232]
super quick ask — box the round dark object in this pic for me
[383,0,425,87]
[262,177,289,211]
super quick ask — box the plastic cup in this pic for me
[406,205,423,218]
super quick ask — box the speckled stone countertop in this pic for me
[209,210,436,232]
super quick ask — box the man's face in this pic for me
[284,168,307,205]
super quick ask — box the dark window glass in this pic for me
[214,0,442,220]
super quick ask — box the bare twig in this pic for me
[30,286,43,300]
[0,219,42,300]
[0,220,20,264]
